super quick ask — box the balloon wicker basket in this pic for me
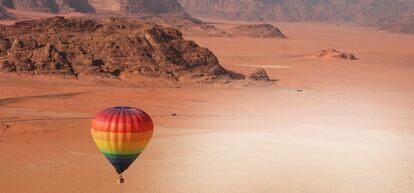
[118,174,125,184]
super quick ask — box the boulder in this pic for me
[249,68,270,81]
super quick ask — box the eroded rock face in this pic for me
[229,24,286,38]
[0,16,230,80]
[3,40,74,74]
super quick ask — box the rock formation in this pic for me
[0,16,231,82]
[249,68,270,81]
[175,20,229,37]
[310,49,358,60]
[229,24,286,38]
[120,0,183,14]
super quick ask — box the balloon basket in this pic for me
[118,175,125,184]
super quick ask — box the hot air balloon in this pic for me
[91,106,153,183]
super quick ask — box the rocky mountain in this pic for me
[0,16,232,82]
[179,0,414,24]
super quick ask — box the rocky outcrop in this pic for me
[176,23,287,38]
[310,49,358,60]
[249,68,270,81]
[2,40,74,74]
[229,24,286,38]
[0,16,231,81]
[175,20,229,37]
[120,0,183,14]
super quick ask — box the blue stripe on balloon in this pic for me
[105,154,140,174]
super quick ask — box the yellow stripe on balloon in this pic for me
[94,143,149,155]
[99,148,145,155]
[93,138,151,151]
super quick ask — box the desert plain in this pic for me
[0,19,414,193]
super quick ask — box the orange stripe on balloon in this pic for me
[91,129,154,142]
[92,120,153,133]
[91,110,153,133]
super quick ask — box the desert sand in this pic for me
[1,19,414,193]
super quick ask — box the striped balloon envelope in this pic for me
[91,106,153,177]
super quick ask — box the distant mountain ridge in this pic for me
[376,11,414,34]
[0,6,11,19]
[178,0,414,33]
[179,0,413,23]
[0,0,184,14]
[1,0,414,34]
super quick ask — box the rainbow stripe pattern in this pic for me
[91,106,153,174]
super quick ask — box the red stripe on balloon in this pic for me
[91,107,153,133]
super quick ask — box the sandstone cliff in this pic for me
[0,16,231,82]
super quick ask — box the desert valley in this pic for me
[0,1,414,193]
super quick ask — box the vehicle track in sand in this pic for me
[0,92,90,106]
